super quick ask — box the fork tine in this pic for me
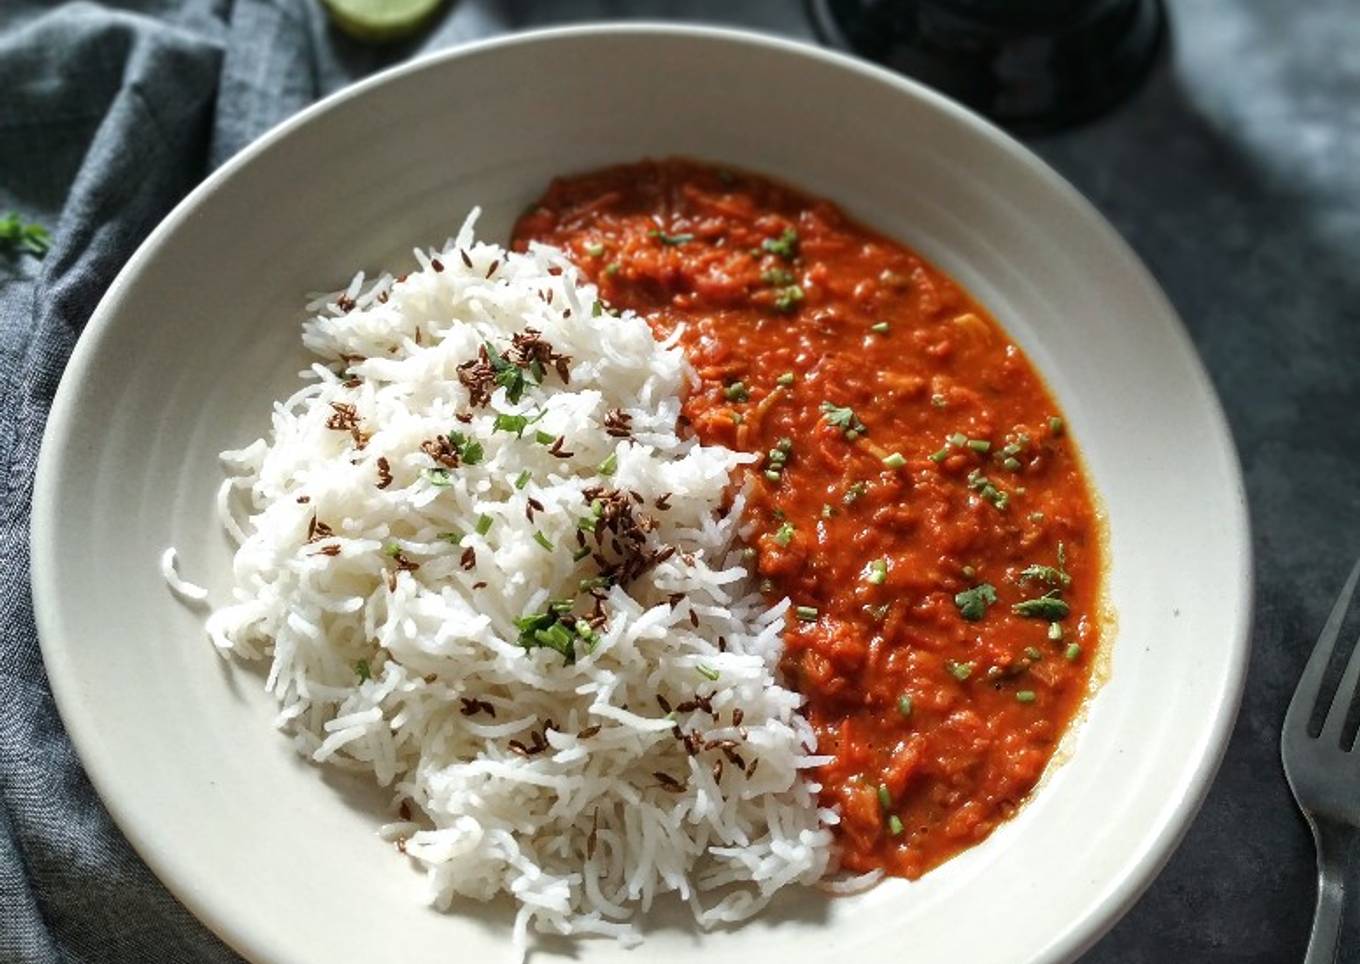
[1287,557,1360,738]
[1322,623,1360,746]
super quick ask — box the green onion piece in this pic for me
[776,371,795,386]
[532,531,553,551]
[475,514,493,536]
[598,452,618,476]
[762,227,799,259]
[764,469,782,483]
[888,815,904,836]
[777,437,793,453]
[584,241,605,257]
[696,664,720,682]
[966,438,991,453]
[384,543,403,557]
[870,321,890,334]
[931,393,947,408]
[1024,646,1043,661]
[866,559,887,585]
[946,433,968,447]
[514,469,531,490]
[822,503,834,519]
[723,381,749,402]
[572,545,592,562]
[843,481,867,504]
[604,262,620,276]
[1049,416,1065,436]
[897,695,913,717]
[649,228,694,246]
[1048,621,1064,641]
[795,605,819,622]
[946,660,975,681]
[774,521,795,546]
[773,285,804,312]
[1065,642,1082,662]
[928,447,950,463]
[761,267,795,286]
[882,452,906,469]
[438,531,462,544]
[1003,457,1022,471]
[1016,690,1038,704]
[877,784,892,809]
[962,565,976,578]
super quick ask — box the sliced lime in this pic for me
[321,0,445,44]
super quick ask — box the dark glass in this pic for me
[805,0,1166,133]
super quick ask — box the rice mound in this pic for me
[189,213,836,950]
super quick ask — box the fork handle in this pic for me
[1308,818,1360,963]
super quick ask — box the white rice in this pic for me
[176,212,835,951]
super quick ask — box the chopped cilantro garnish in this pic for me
[954,582,997,621]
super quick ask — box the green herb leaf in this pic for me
[460,440,484,465]
[1013,595,1070,620]
[761,267,795,286]
[773,521,795,546]
[494,413,531,436]
[1018,564,1071,588]
[820,401,866,438]
[424,468,453,487]
[0,212,50,258]
[354,658,371,682]
[954,582,997,621]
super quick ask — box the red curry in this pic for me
[513,159,1103,880]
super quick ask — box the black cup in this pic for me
[806,0,1166,133]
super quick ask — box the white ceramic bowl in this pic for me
[31,24,1251,964]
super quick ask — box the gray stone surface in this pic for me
[441,1,1355,960]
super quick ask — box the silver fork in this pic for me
[1284,558,1360,963]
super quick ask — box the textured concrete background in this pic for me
[423,2,1357,960]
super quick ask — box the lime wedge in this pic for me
[321,0,445,43]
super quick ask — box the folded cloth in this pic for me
[0,2,462,959]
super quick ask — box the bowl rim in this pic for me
[31,21,1254,964]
